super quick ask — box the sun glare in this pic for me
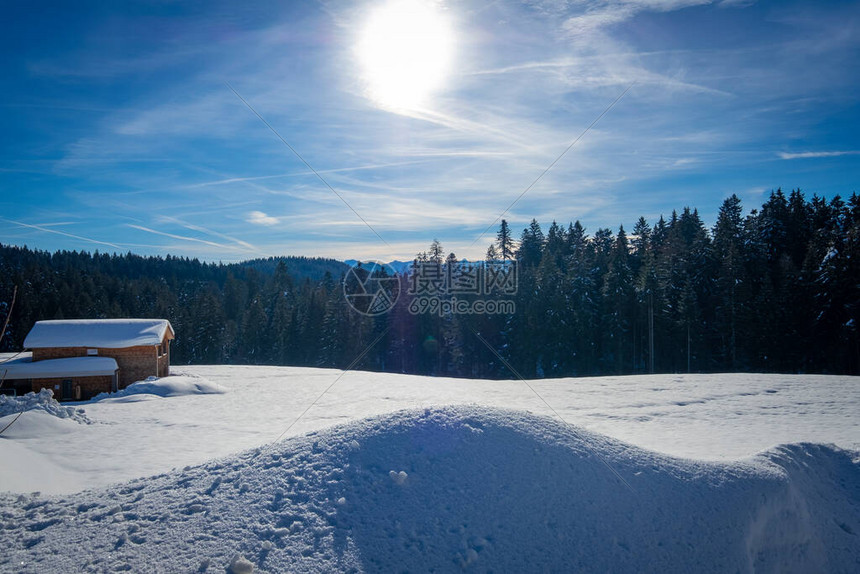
[357,0,455,111]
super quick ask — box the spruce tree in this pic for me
[496,219,514,261]
[712,194,745,369]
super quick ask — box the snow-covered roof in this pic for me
[23,319,174,349]
[0,356,119,379]
[0,352,31,362]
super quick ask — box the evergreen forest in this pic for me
[1,189,858,377]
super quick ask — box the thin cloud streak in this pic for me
[392,106,544,151]
[183,160,435,189]
[26,221,79,228]
[467,58,731,96]
[1,218,122,250]
[126,224,255,253]
[778,150,860,160]
[156,216,260,252]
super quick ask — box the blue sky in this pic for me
[2,0,858,262]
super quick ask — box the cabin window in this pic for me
[87,348,98,356]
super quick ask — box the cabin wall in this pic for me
[31,342,167,387]
[1,379,33,397]
[31,347,88,361]
[31,375,114,401]
[157,338,170,378]
[111,347,160,387]
[157,353,169,378]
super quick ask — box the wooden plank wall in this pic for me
[31,336,170,387]
[31,375,114,401]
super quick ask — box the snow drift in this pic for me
[92,374,227,401]
[1,406,857,573]
[0,388,91,424]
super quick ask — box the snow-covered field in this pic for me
[1,367,858,572]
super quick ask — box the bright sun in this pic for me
[357,0,455,111]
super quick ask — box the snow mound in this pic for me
[93,374,226,400]
[1,406,857,573]
[0,388,91,425]
[0,410,86,440]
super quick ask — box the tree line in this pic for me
[1,188,858,377]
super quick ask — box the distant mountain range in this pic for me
[343,260,413,274]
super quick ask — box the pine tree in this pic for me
[537,259,559,373]
[429,239,445,263]
[635,226,659,374]
[632,217,650,255]
[496,220,514,261]
[189,289,226,364]
[712,194,745,368]
[545,221,566,271]
[601,226,635,373]
[241,298,268,363]
[565,222,597,374]
[317,293,348,367]
[517,219,545,269]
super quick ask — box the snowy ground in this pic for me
[1,366,857,495]
[0,367,858,572]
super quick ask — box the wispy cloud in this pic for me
[557,0,712,36]
[246,211,280,226]
[467,56,732,96]
[184,173,294,189]
[26,221,79,228]
[718,0,756,7]
[778,150,860,160]
[1,218,122,250]
[183,160,435,189]
[155,216,259,252]
[127,224,255,253]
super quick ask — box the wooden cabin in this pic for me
[1,355,120,401]
[1,319,174,400]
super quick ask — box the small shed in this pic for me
[12,319,175,399]
[1,355,119,400]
